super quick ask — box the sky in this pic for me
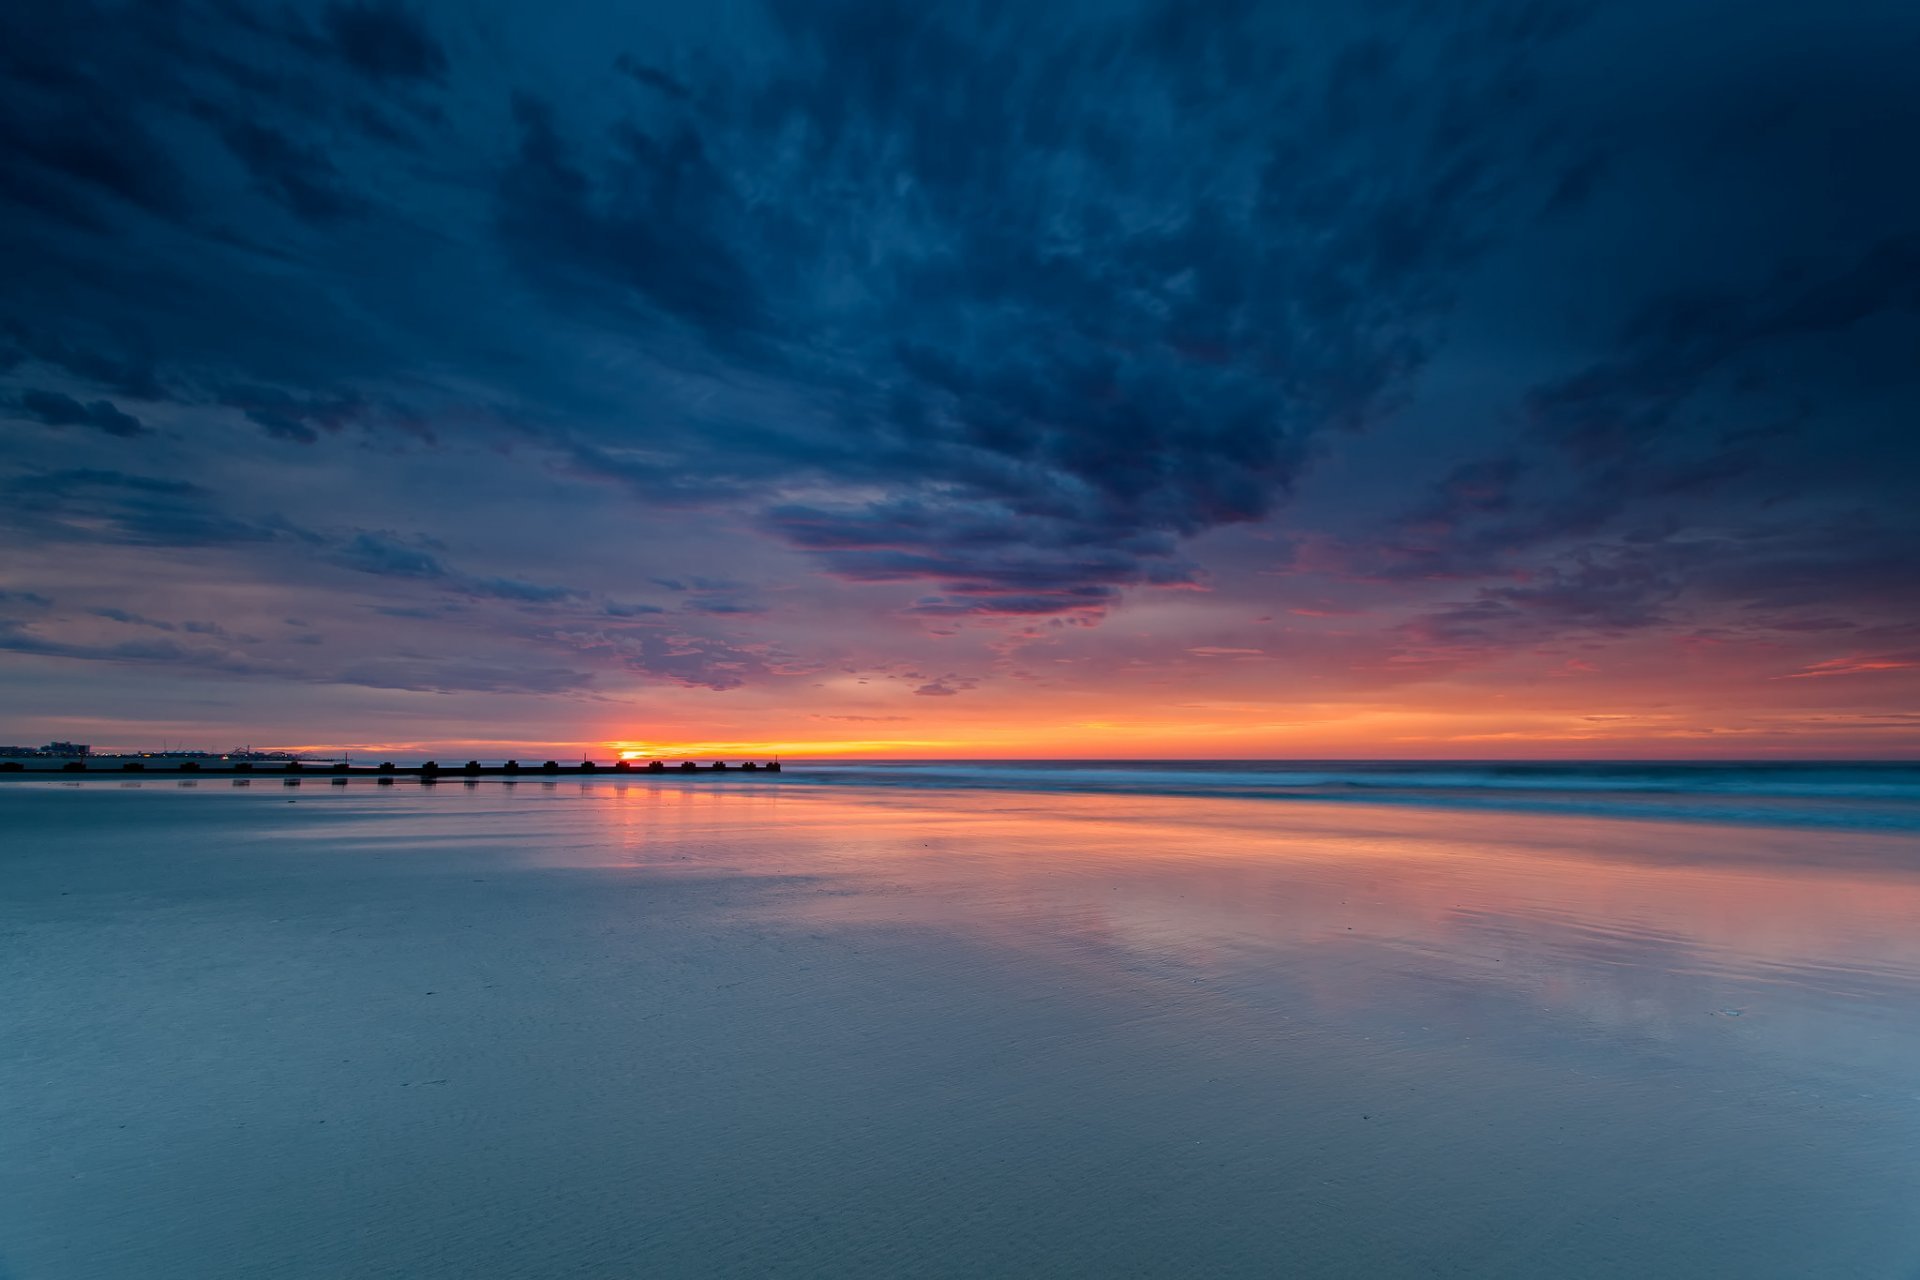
[2,0,1918,759]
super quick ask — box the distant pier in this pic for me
[0,759,784,780]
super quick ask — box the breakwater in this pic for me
[0,759,782,779]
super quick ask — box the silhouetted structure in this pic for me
[0,742,90,758]
[0,756,790,780]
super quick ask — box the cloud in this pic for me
[682,598,767,616]
[91,607,176,631]
[1,0,1916,729]
[1,0,1593,638]
[212,117,367,225]
[498,92,767,343]
[321,1,449,83]
[461,576,584,605]
[223,386,364,442]
[543,625,776,692]
[912,674,978,697]
[0,616,595,696]
[331,531,447,579]
[324,658,594,695]
[1783,655,1920,680]
[613,55,691,102]
[1526,236,1920,468]
[331,532,585,604]
[2,469,301,547]
[766,499,1197,617]
[480,0,1590,615]
[11,388,146,436]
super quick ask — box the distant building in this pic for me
[0,742,91,758]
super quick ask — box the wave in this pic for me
[784,760,1920,832]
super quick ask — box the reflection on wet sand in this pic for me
[4,782,1919,1279]
[677,789,1920,1089]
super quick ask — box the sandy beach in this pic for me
[5,779,1920,1278]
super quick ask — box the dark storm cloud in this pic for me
[482,0,1596,609]
[1,0,1916,711]
[331,533,585,604]
[497,93,767,341]
[764,499,1193,616]
[2,469,302,547]
[10,389,147,436]
[1357,237,1920,625]
[4,0,1583,626]
[1,326,164,401]
[319,1,449,83]
[613,55,692,103]
[220,386,368,443]
[1525,235,1920,473]
[1354,10,1920,643]
[211,117,367,224]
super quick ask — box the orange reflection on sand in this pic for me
[569,785,1920,1084]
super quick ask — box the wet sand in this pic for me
[4,781,1920,1278]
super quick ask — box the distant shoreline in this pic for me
[0,760,782,780]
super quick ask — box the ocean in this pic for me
[4,770,1919,1277]
[790,758,1920,830]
